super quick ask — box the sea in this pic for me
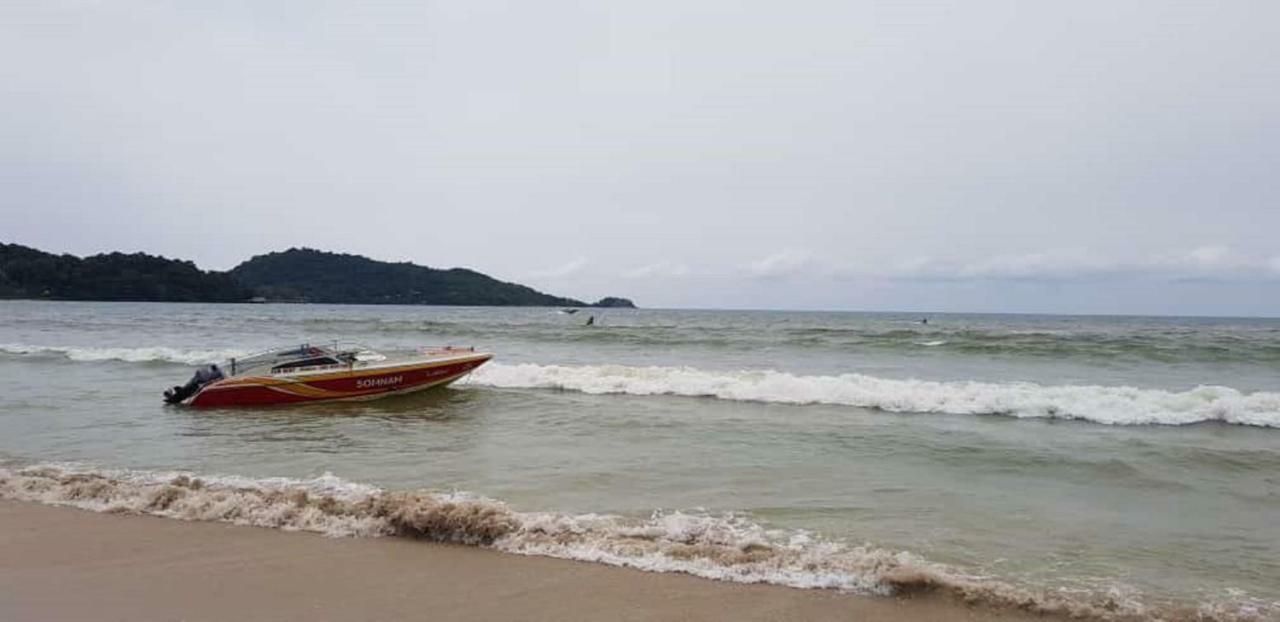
[1,300,1277,620]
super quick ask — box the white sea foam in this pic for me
[5,342,1279,428]
[4,463,1228,621]
[0,343,247,365]
[470,363,1280,428]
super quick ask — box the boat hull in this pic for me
[188,353,491,407]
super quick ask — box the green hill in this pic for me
[0,243,636,307]
[231,248,603,306]
[0,243,248,302]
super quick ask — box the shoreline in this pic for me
[0,500,1053,622]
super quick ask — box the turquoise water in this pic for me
[1,301,1278,618]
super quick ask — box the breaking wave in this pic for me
[4,464,1269,621]
[4,341,1278,429]
[0,343,247,365]
[469,363,1280,428]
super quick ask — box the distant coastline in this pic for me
[0,243,634,308]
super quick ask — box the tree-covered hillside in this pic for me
[0,243,635,307]
[0,244,248,302]
[231,248,629,306]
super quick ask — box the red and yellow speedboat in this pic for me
[164,343,492,407]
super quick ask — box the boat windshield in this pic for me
[270,356,340,372]
[228,342,375,376]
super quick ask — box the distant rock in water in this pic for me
[592,297,636,308]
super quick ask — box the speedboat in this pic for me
[163,342,493,407]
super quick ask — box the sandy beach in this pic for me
[0,500,1054,622]
[5,0,1280,618]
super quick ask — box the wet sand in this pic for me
[0,500,1057,622]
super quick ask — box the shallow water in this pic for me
[1,301,1277,618]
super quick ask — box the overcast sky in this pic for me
[2,1,1277,315]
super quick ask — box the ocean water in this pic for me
[1,301,1278,619]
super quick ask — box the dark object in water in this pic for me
[561,308,580,315]
[585,315,595,326]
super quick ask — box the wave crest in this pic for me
[469,363,1280,428]
[0,343,247,365]
[5,341,1277,429]
[2,464,1272,621]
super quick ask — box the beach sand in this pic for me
[0,500,1054,622]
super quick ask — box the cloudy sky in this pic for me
[2,0,1277,315]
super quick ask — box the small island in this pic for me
[0,243,635,308]
[591,296,637,308]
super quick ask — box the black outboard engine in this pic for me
[163,364,225,404]
[163,383,198,404]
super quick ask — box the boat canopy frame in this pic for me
[227,342,372,377]
[225,342,478,377]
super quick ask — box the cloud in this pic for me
[623,261,690,279]
[746,250,812,279]
[953,250,1120,280]
[833,246,1280,283]
[817,252,1116,282]
[1150,245,1253,272]
[528,258,587,279]
[1135,245,1278,282]
[1186,245,1234,267]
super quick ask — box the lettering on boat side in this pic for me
[356,375,403,389]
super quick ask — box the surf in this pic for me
[6,343,1279,428]
[7,463,1268,621]
[469,362,1280,428]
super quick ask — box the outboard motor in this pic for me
[163,364,225,404]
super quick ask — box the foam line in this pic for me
[9,464,1239,621]
[470,363,1280,428]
